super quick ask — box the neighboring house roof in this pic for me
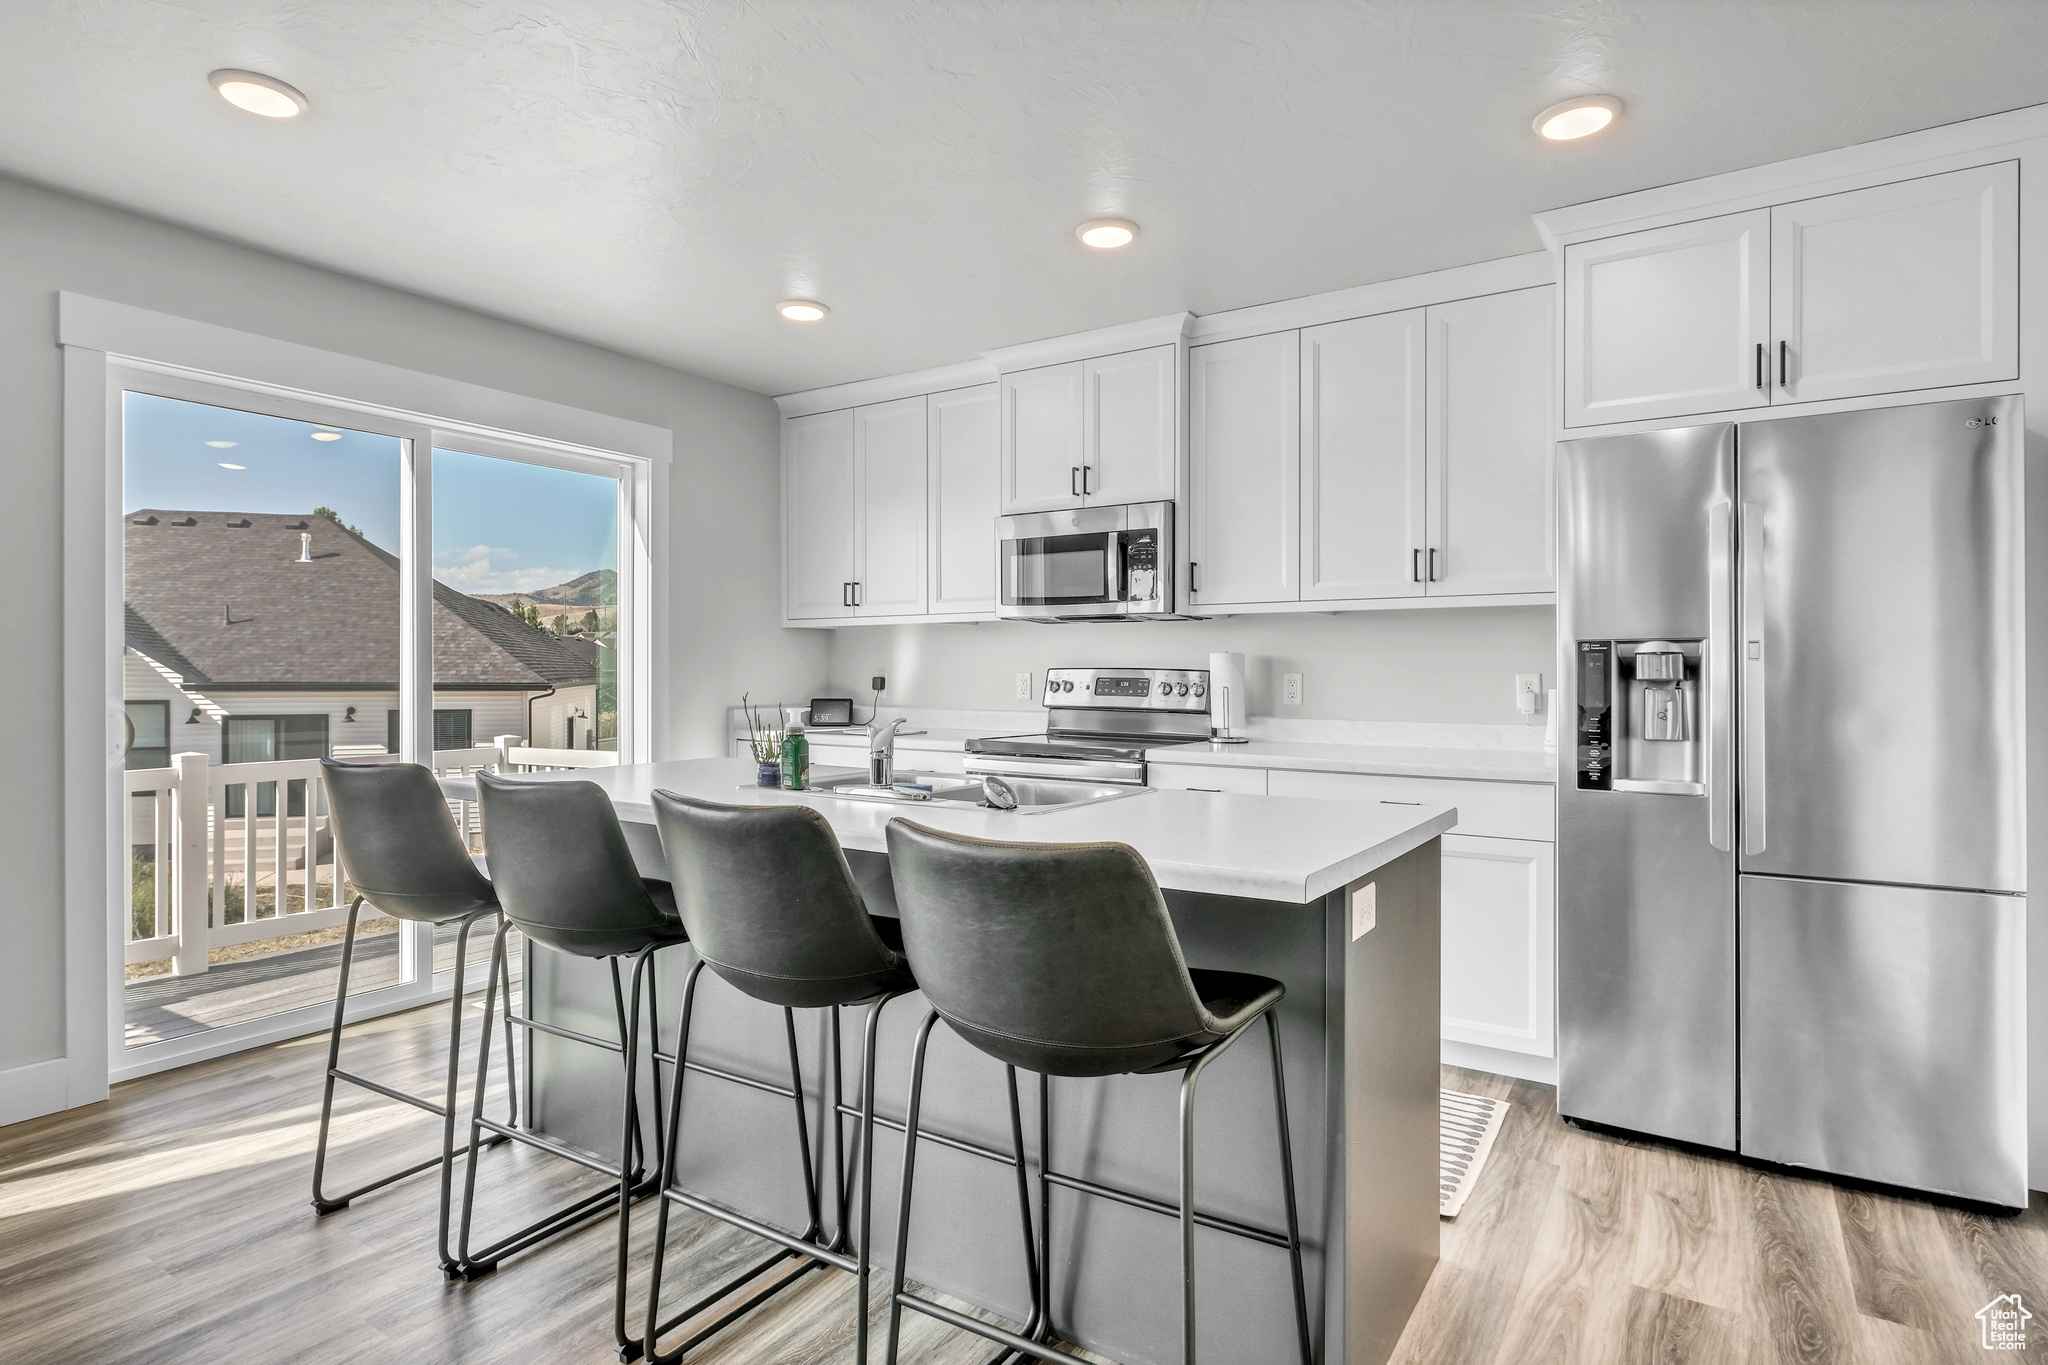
[124,603,211,686]
[124,510,599,692]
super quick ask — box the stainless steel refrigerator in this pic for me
[1557,393,2028,1208]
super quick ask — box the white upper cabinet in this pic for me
[1771,162,2017,404]
[783,409,857,620]
[926,385,999,617]
[1563,162,2019,428]
[1563,209,1772,428]
[1083,345,1178,505]
[1189,331,1300,606]
[1299,310,1425,601]
[852,396,928,617]
[1000,362,1085,512]
[1426,288,1556,597]
[1000,345,1178,513]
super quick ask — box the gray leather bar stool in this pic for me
[639,792,917,1365]
[460,771,690,1361]
[310,758,517,1276]
[882,820,1312,1365]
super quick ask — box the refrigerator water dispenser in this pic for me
[1575,638,1703,793]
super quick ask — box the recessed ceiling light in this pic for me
[209,69,308,119]
[1076,218,1138,249]
[777,300,829,322]
[205,440,238,448]
[218,462,246,470]
[310,431,342,441]
[1533,95,1623,141]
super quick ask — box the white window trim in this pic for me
[31,294,671,1108]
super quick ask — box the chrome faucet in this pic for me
[869,718,907,787]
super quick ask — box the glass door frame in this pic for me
[104,361,657,1081]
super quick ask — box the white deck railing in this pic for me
[124,736,612,976]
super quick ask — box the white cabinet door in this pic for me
[1299,310,1425,601]
[1426,287,1555,597]
[852,397,927,616]
[1000,362,1084,513]
[927,384,999,617]
[1188,331,1300,606]
[783,409,856,620]
[1440,834,1555,1058]
[1771,161,2018,404]
[1084,345,1178,506]
[1563,209,1772,427]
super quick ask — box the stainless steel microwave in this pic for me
[996,501,1182,621]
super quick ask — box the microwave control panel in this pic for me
[1575,640,1612,791]
[1124,530,1159,602]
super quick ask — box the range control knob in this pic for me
[1176,683,1190,696]
[1192,684,1206,698]
[1061,679,1075,693]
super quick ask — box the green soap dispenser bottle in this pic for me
[780,722,809,791]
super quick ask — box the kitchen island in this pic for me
[444,757,1452,1365]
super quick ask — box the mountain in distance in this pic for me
[475,569,616,610]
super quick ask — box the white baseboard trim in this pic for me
[0,1057,81,1129]
[1442,1038,1556,1086]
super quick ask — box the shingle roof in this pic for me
[124,603,210,686]
[123,510,599,691]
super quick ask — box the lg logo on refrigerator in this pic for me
[1966,415,1999,427]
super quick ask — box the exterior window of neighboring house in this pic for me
[222,714,330,818]
[124,700,169,771]
[385,708,474,753]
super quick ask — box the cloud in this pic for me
[433,544,571,596]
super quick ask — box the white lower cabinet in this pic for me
[1438,834,1555,1059]
[1261,766,1556,1065]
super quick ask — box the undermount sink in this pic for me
[804,770,1148,816]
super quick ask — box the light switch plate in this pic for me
[1351,881,1376,940]
[1282,672,1303,706]
[1015,672,1033,701]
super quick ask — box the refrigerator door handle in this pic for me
[1740,501,1766,855]
[1707,501,1733,851]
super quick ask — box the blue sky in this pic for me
[123,391,618,596]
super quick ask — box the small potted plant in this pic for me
[743,694,785,787]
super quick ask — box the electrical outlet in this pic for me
[1282,672,1303,706]
[1515,672,1543,717]
[1015,671,1033,701]
[871,675,887,693]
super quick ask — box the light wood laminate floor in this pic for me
[4,1005,2045,1364]
[1392,1067,2048,1365]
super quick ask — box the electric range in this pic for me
[963,666,1213,786]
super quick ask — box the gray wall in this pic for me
[0,173,824,1074]
[824,606,1556,725]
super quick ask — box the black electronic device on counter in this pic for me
[807,697,855,728]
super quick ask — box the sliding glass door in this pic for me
[111,368,651,1077]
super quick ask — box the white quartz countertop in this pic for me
[1146,739,1556,784]
[794,727,1015,751]
[444,757,1454,905]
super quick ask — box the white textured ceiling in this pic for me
[7,2,2048,396]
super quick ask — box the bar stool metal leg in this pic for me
[640,965,907,1364]
[309,897,516,1276]
[454,921,654,1282]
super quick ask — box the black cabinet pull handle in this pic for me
[1082,465,1092,495]
[1428,548,1439,581]
[841,582,850,608]
[1189,561,1199,593]
[853,581,862,607]
[1071,466,1080,497]
[1778,340,1788,389]
[1755,341,1765,390]
[1412,548,1421,583]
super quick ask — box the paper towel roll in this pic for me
[1208,652,1248,738]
